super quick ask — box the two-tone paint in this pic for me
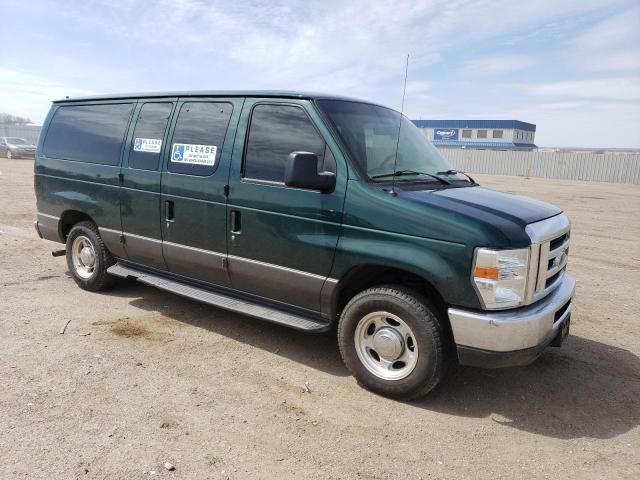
[35,91,572,367]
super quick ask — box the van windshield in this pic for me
[317,100,464,183]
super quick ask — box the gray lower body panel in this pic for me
[121,231,166,270]
[98,227,128,260]
[107,262,331,332]
[164,241,230,287]
[227,255,331,313]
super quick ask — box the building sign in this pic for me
[434,128,459,141]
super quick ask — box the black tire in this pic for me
[337,285,448,400]
[66,221,116,291]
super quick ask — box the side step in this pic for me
[107,263,331,332]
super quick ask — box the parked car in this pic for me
[33,91,574,399]
[0,136,37,159]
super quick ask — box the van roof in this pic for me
[52,90,381,105]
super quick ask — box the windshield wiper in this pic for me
[437,169,477,184]
[371,170,452,185]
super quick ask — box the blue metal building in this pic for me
[412,119,537,150]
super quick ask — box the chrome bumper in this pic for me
[449,274,575,366]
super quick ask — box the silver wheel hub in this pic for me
[372,328,404,360]
[71,236,97,279]
[79,246,95,267]
[354,311,419,381]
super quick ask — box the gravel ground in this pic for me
[1,158,639,479]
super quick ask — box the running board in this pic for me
[107,263,331,332]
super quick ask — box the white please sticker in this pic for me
[133,138,162,153]
[171,143,217,166]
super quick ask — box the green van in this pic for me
[34,91,574,399]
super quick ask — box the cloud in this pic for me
[0,69,97,123]
[520,78,640,101]
[571,7,640,72]
[509,102,639,148]
[1,0,639,147]
[465,55,535,76]
[573,7,640,50]
[535,101,586,110]
[405,81,431,94]
[581,49,640,72]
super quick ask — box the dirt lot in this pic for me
[1,157,639,479]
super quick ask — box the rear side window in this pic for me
[129,103,173,171]
[244,104,326,183]
[43,103,133,165]
[168,102,232,176]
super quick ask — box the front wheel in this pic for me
[338,285,448,400]
[66,221,116,291]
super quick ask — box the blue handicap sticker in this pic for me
[172,144,185,162]
[134,138,142,150]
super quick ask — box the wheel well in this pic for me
[333,265,453,342]
[59,210,94,240]
[336,265,447,313]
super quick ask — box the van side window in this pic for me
[129,103,173,171]
[244,104,326,183]
[43,103,133,165]
[168,102,232,176]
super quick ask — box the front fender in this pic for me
[329,224,479,309]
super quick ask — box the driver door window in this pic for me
[243,104,326,183]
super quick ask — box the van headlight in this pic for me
[472,248,529,310]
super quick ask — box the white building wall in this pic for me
[419,127,537,144]
[418,126,536,145]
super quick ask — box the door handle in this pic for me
[165,200,175,221]
[230,210,241,233]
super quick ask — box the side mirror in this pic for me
[284,151,336,192]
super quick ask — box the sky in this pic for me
[1,0,639,148]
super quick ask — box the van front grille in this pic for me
[549,232,569,251]
[525,213,571,305]
[546,269,563,289]
[536,231,570,295]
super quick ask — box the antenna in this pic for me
[391,53,410,196]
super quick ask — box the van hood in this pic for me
[398,185,562,230]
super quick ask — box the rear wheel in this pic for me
[338,285,448,400]
[66,221,116,291]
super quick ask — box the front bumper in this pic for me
[448,273,575,368]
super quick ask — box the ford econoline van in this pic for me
[34,91,574,399]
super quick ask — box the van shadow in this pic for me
[104,280,348,377]
[104,280,640,440]
[420,336,640,440]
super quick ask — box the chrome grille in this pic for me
[524,214,571,305]
[536,231,570,294]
